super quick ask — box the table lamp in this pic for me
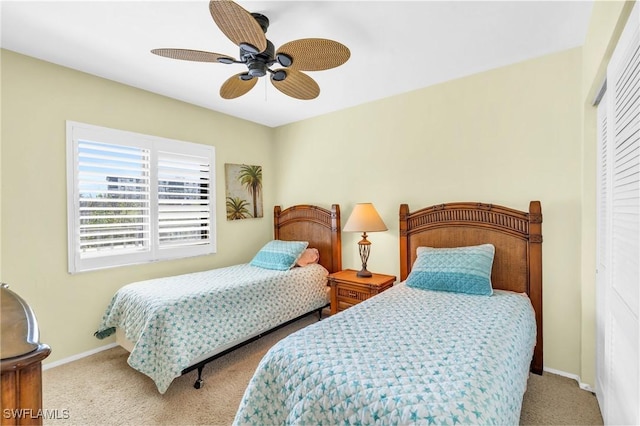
[343,203,388,277]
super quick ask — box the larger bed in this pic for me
[234,201,543,425]
[95,204,342,394]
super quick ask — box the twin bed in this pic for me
[95,204,342,393]
[96,200,543,424]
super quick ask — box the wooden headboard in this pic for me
[274,204,342,274]
[399,201,543,374]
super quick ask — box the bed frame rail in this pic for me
[182,306,327,389]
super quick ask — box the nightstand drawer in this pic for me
[336,283,370,304]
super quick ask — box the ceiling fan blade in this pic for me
[220,73,258,99]
[209,0,267,53]
[276,38,350,71]
[270,69,320,100]
[151,48,236,63]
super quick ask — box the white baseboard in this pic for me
[544,366,595,393]
[43,342,119,371]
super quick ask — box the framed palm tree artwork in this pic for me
[225,163,263,220]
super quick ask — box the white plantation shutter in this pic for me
[77,140,151,256]
[157,148,213,253]
[67,122,216,273]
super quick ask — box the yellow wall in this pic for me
[0,50,275,362]
[579,0,635,387]
[274,48,584,377]
[0,0,634,387]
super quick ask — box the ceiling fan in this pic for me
[151,0,350,100]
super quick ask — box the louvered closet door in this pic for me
[600,3,640,424]
[595,90,609,417]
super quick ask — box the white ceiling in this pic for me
[1,1,594,128]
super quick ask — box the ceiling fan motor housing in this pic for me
[242,39,275,77]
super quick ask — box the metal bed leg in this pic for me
[183,307,329,390]
[194,365,204,389]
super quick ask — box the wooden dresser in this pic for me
[1,284,51,426]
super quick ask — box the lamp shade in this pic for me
[343,203,388,232]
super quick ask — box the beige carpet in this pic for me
[520,372,603,425]
[43,314,603,425]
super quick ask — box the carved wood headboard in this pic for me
[274,204,342,274]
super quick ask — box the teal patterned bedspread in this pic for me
[234,283,536,425]
[96,263,329,393]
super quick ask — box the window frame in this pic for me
[66,121,216,273]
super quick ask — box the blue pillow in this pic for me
[250,240,309,271]
[405,244,495,295]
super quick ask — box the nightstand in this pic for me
[328,269,396,314]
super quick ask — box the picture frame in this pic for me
[224,163,263,220]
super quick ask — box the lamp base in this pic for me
[356,268,372,278]
[356,234,373,278]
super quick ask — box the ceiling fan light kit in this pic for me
[151,0,350,100]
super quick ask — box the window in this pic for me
[66,121,216,273]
